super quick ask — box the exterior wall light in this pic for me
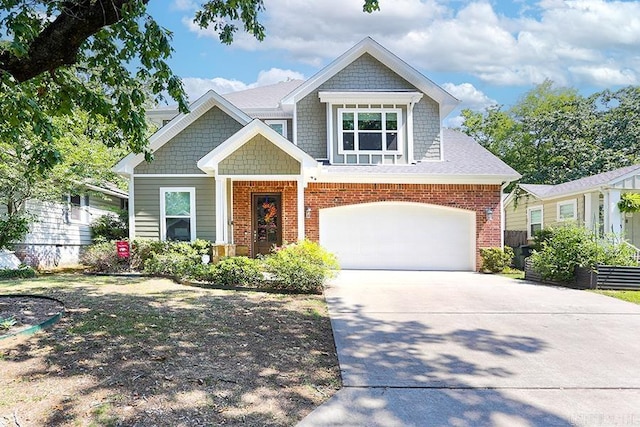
[485,207,494,221]
[305,206,312,219]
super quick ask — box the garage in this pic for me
[319,201,476,270]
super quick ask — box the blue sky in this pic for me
[148,0,640,125]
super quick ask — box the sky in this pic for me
[147,0,640,126]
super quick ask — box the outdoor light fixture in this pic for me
[305,206,312,219]
[485,207,494,221]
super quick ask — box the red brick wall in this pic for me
[303,182,502,269]
[231,181,502,268]
[232,181,298,256]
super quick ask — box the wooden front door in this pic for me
[252,194,282,256]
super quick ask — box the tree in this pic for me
[1,1,380,169]
[0,109,128,249]
[0,0,380,248]
[460,80,640,186]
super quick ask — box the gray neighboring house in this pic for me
[116,37,520,271]
[3,184,128,268]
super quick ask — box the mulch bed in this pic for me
[0,296,64,337]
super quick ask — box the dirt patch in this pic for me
[0,274,340,426]
[0,296,64,337]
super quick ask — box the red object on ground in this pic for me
[116,241,130,259]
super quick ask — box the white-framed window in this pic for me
[266,120,287,138]
[557,199,577,221]
[337,108,402,155]
[160,187,196,242]
[65,194,89,224]
[527,206,543,239]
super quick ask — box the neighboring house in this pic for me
[4,184,128,268]
[504,164,640,249]
[115,37,520,271]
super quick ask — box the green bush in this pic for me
[143,252,200,278]
[141,240,211,278]
[263,240,339,294]
[0,265,36,279]
[198,257,263,286]
[129,240,169,270]
[0,214,31,250]
[531,224,637,283]
[480,247,514,273]
[90,211,128,243]
[80,242,128,273]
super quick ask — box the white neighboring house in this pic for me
[2,183,128,268]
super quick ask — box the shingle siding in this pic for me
[219,135,300,175]
[134,107,244,175]
[296,53,441,162]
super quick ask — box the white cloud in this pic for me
[182,0,640,90]
[181,68,305,101]
[441,82,497,110]
[172,0,197,11]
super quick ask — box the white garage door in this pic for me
[319,201,476,271]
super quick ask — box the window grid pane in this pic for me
[339,109,401,155]
[165,191,191,216]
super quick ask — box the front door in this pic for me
[252,194,282,256]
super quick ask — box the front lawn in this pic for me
[593,290,640,305]
[0,274,340,426]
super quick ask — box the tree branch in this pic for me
[1,0,147,83]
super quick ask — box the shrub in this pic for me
[141,239,212,278]
[199,257,263,286]
[143,252,200,278]
[129,240,169,270]
[263,240,339,294]
[0,265,36,279]
[81,242,129,272]
[531,224,637,283]
[480,247,514,273]
[0,214,31,250]
[90,211,128,243]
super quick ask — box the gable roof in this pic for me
[223,79,304,110]
[115,90,252,175]
[197,119,319,175]
[281,37,460,118]
[518,164,640,199]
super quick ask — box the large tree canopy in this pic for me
[460,80,640,186]
[0,0,380,169]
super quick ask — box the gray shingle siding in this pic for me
[296,53,442,162]
[218,135,300,175]
[135,107,244,175]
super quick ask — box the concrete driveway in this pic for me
[298,271,640,427]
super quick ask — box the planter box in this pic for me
[524,258,596,289]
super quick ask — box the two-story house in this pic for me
[115,37,520,271]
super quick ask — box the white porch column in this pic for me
[215,177,227,244]
[608,189,623,236]
[297,177,306,241]
[584,192,600,233]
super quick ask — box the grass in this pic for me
[499,268,525,280]
[592,290,640,305]
[0,273,340,426]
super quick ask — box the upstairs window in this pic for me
[338,108,401,155]
[266,120,287,138]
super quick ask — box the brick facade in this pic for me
[232,181,299,256]
[231,181,502,268]
[303,182,502,269]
